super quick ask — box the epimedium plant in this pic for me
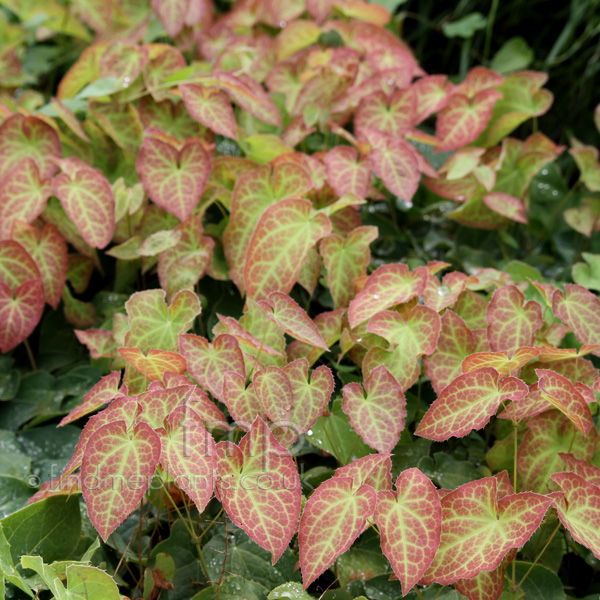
[1,0,600,599]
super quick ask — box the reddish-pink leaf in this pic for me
[559,452,600,487]
[412,75,449,124]
[536,369,594,436]
[355,88,415,139]
[0,158,52,240]
[151,0,187,36]
[82,420,161,541]
[462,347,540,377]
[421,477,551,584]
[119,347,187,383]
[552,284,600,357]
[348,263,428,327]
[10,222,67,309]
[342,365,406,453]
[455,555,513,600]
[52,162,115,249]
[483,192,527,223]
[75,329,118,359]
[0,114,61,180]
[59,371,121,427]
[517,410,598,493]
[136,384,194,431]
[415,368,528,441]
[424,310,476,394]
[436,90,502,152]
[375,468,441,594]
[0,278,44,353]
[422,271,468,313]
[244,198,331,300]
[323,146,371,198]
[180,85,237,139]
[259,292,328,350]
[223,163,313,294]
[486,285,543,352]
[551,472,600,559]
[216,314,282,358]
[216,417,301,563]
[320,226,378,309]
[334,454,392,492]
[29,472,81,504]
[157,216,214,297]
[137,135,211,222]
[254,366,294,424]
[63,396,139,476]
[0,239,41,291]
[368,135,420,202]
[179,333,245,401]
[223,371,266,430]
[159,405,217,513]
[299,477,377,588]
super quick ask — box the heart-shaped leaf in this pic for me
[0,279,44,353]
[181,85,237,139]
[421,477,551,584]
[299,476,377,588]
[245,198,331,300]
[342,365,406,453]
[483,192,527,223]
[137,134,211,222]
[254,366,294,423]
[355,88,415,138]
[416,368,528,441]
[82,420,161,541]
[375,468,442,595]
[462,347,539,377]
[216,417,301,564]
[151,0,188,36]
[223,371,266,430]
[119,347,187,383]
[179,333,245,401]
[323,146,372,198]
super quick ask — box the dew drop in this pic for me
[373,294,380,299]
[437,285,450,296]
[356,337,362,342]
[307,429,313,436]
[552,190,558,196]
[279,20,287,28]
[457,195,464,201]
[541,169,548,175]
[387,78,394,86]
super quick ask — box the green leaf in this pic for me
[0,431,30,481]
[75,77,122,99]
[306,398,372,464]
[268,582,313,599]
[191,577,265,600]
[442,13,487,39]
[500,561,566,600]
[1,495,81,563]
[491,37,534,74]
[66,564,120,600]
[572,253,600,291]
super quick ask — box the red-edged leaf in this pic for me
[483,192,527,223]
[59,371,121,426]
[137,135,211,222]
[75,329,118,359]
[436,90,502,152]
[244,198,331,300]
[159,405,217,513]
[421,477,551,584]
[355,88,415,138]
[416,368,528,441]
[552,284,600,357]
[223,163,313,294]
[320,226,378,309]
[82,420,161,541]
[275,359,334,446]
[254,366,294,423]
[10,222,67,308]
[0,239,41,290]
[126,288,201,352]
[422,271,468,313]
[151,0,187,36]
[323,146,371,198]
[179,333,245,401]
[536,369,594,436]
[334,453,392,492]
[342,365,406,453]
[157,216,214,297]
[559,452,600,487]
[0,114,61,180]
[455,563,506,600]
[551,472,600,559]
[375,468,441,594]
[424,310,476,394]
[119,347,187,383]
[412,75,449,124]
[216,417,301,563]
[223,371,266,430]
[180,85,237,139]
[0,279,44,353]
[299,477,377,588]
[136,385,194,430]
[368,135,420,202]
[517,410,598,493]
[486,285,543,352]
[348,263,428,327]
[143,45,186,102]
[63,396,139,475]
[462,347,540,377]
[455,289,489,329]
[216,314,282,358]
[259,292,328,350]
[52,163,115,249]
[0,158,52,239]
[29,472,81,504]
[287,309,345,366]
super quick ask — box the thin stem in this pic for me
[23,338,37,371]
[197,508,224,544]
[414,587,426,600]
[432,586,445,600]
[517,522,561,588]
[483,0,500,64]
